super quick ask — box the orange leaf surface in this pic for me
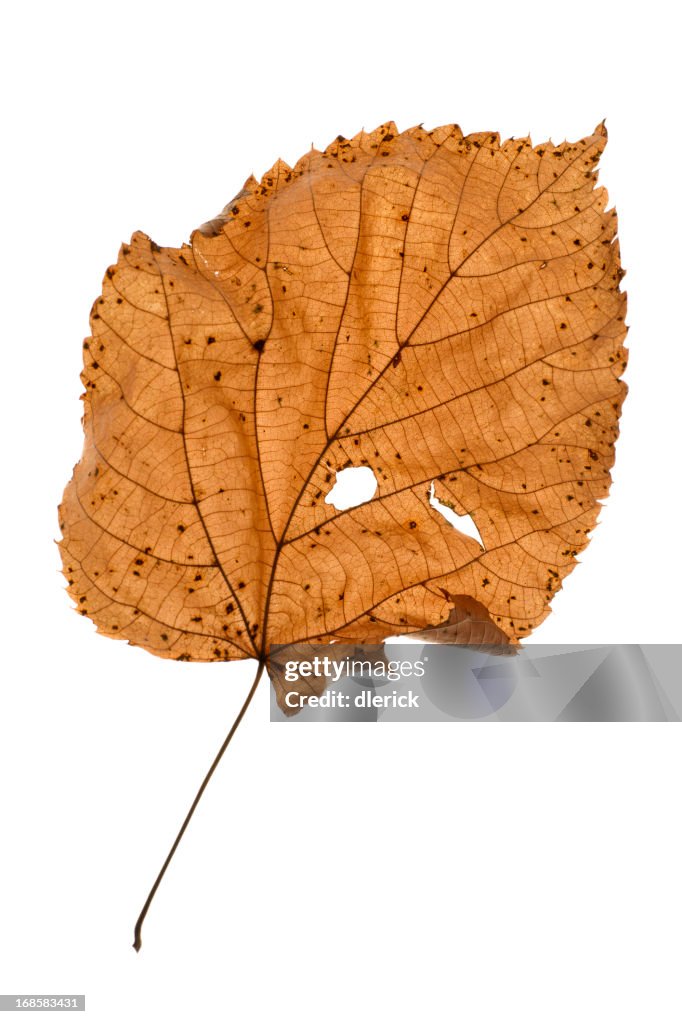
[59,121,627,710]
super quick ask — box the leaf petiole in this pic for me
[132,657,267,951]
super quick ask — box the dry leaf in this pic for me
[59,121,627,711]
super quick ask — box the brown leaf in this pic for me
[59,121,627,711]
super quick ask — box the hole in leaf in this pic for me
[429,482,484,548]
[325,467,378,511]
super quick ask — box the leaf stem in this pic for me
[133,657,267,951]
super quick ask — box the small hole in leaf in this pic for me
[325,467,377,511]
[429,482,484,548]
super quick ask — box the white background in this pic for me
[1,1,680,1021]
